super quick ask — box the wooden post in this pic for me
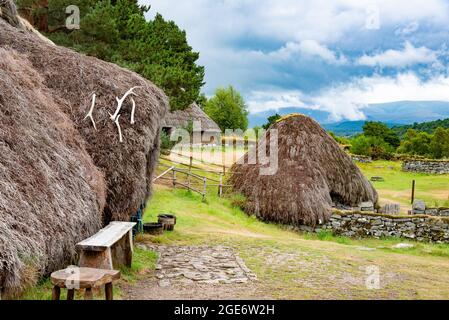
[202,177,207,201]
[84,288,93,300]
[218,174,223,197]
[67,289,75,301]
[105,283,113,300]
[188,156,192,190]
[222,139,226,175]
[172,169,176,188]
[52,286,61,300]
[411,180,416,204]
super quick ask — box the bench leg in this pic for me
[105,283,113,301]
[52,286,61,300]
[84,288,93,300]
[67,289,75,300]
[79,249,113,270]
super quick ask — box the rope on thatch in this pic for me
[230,114,378,227]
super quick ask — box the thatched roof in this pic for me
[162,103,221,132]
[0,2,168,297]
[230,114,378,227]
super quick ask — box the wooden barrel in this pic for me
[158,214,176,231]
[143,223,164,235]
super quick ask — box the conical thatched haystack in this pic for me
[230,114,378,227]
[0,1,168,297]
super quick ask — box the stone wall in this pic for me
[307,212,449,243]
[351,155,372,163]
[414,207,449,217]
[402,160,449,174]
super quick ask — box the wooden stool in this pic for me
[50,267,120,300]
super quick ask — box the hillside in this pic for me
[392,118,449,137]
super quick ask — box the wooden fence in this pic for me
[153,163,233,201]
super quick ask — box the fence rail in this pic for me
[154,161,231,200]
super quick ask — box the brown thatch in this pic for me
[0,2,168,297]
[162,103,221,133]
[230,114,378,227]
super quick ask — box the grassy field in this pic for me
[357,160,449,210]
[22,157,449,299]
[141,185,449,299]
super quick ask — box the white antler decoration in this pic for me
[109,86,140,122]
[84,93,97,130]
[130,97,136,125]
[114,114,123,143]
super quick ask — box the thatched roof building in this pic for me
[0,1,168,297]
[230,114,378,227]
[162,103,221,137]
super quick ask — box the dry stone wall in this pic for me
[402,160,449,174]
[297,212,449,243]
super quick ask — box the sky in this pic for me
[141,0,449,122]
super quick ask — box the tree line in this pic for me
[340,121,449,160]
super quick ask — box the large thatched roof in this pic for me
[230,114,378,227]
[0,2,168,297]
[162,103,221,132]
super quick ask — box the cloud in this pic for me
[248,72,449,121]
[247,90,307,113]
[357,41,438,67]
[395,21,420,36]
[141,0,449,116]
[263,40,347,65]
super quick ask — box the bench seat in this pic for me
[76,221,136,270]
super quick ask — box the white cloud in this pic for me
[357,41,438,67]
[247,90,307,113]
[395,21,420,36]
[142,0,449,46]
[266,40,347,64]
[139,0,449,111]
[248,72,449,121]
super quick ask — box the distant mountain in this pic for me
[363,101,449,124]
[323,121,400,136]
[249,101,449,135]
[249,107,333,127]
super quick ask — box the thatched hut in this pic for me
[230,114,378,227]
[0,1,168,297]
[162,103,221,144]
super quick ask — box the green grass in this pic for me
[357,160,449,208]
[120,246,158,283]
[144,186,449,257]
[139,185,449,299]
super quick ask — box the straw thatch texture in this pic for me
[0,2,168,296]
[162,103,221,132]
[0,17,169,223]
[0,48,106,297]
[230,114,378,227]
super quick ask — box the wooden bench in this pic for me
[51,267,120,300]
[76,222,136,270]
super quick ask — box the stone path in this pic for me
[138,244,257,288]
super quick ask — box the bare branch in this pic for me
[83,93,97,130]
[130,97,136,125]
[114,114,123,143]
[109,86,140,122]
